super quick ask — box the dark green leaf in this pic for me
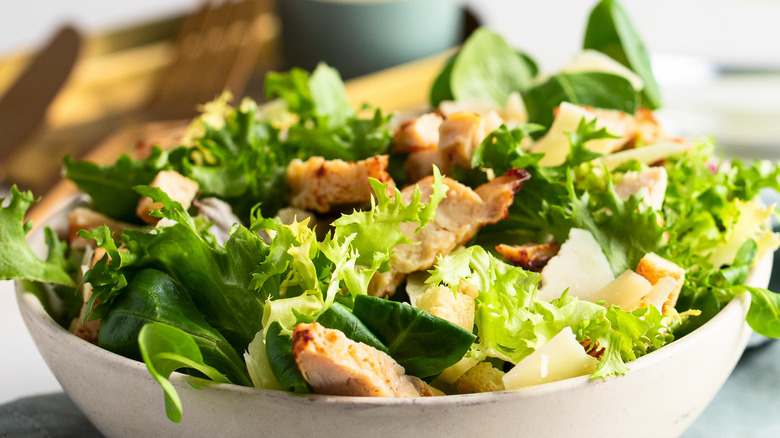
[138,322,231,423]
[742,286,780,338]
[525,72,638,128]
[119,187,268,352]
[265,321,309,391]
[583,0,661,109]
[673,290,722,338]
[352,295,476,378]
[100,269,250,385]
[315,302,388,353]
[450,28,535,105]
[429,56,456,107]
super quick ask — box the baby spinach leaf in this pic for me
[265,321,309,392]
[673,290,721,338]
[352,295,476,378]
[63,152,165,223]
[450,28,535,106]
[100,269,251,386]
[715,239,758,287]
[584,0,661,109]
[315,302,388,353]
[524,72,638,128]
[429,56,456,107]
[138,322,232,423]
[742,286,780,338]
[0,186,74,286]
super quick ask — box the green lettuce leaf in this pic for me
[331,167,447,271]
[0,186,74,286]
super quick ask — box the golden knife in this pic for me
[0,26,81,177]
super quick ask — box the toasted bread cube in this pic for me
[635,253,685,313]
[416,285,476,331]
[136,170,199,224]
[455,362,505,394]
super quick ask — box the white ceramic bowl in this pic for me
[15,203,773,438]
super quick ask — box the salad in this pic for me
[3,0,780,423]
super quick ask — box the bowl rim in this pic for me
[15,280,754,408]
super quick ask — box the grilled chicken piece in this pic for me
[496,241,560,272]
[438,111,488,171]
[614,166,668,210]
[404,150,447,185]
[370,168,531,297]
[287,155,395,213]
[292,322,429,397]
[393,112,443,153]
[136,170,199,224]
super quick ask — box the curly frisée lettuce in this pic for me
[5,0,780,425]
[424,246,671,378]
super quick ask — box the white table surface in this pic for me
[0,279,61,404]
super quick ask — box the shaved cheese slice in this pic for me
[503,327,598,389]
[539,228,614,302]
[437,357,480,384]
[641,276,678,313]
[531,102,628,166]
[594,270,652,309]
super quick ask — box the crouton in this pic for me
[136,170,199,224]
[455,362,505,394]
[635,253,685,313]
[416,285,476,331]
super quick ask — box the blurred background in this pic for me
[1,0,780,195]
[1,0,780,407]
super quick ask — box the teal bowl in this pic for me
[279,0,463,79]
